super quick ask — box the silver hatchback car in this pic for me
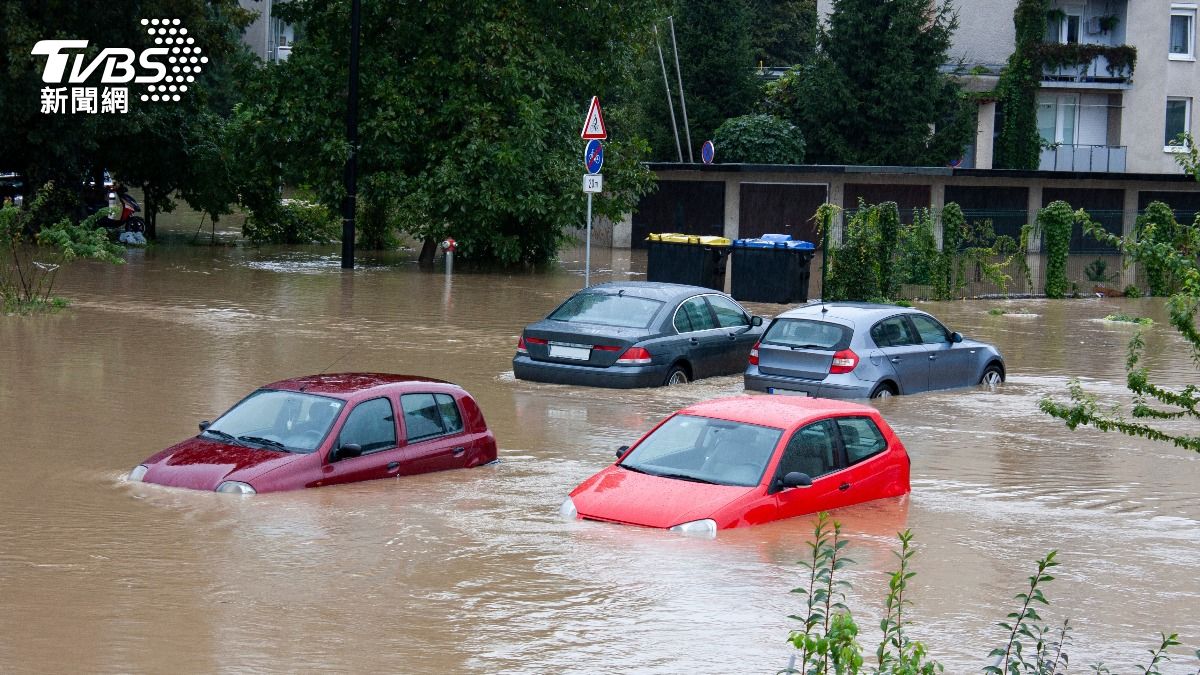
[744,302,1005,399]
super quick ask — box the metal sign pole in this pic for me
[585,192,593,288]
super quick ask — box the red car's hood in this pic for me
[569,465,751,529]
[140,437,304,491]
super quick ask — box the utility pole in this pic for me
[341,0,361,269]
[653,25,683,163]
[667,16,693,163]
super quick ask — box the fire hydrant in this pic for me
[440,237,456,274]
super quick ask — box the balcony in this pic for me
[1038,43,1136,88]
[1038,144,1127,172]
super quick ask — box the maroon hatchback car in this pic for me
[128,373,497,494]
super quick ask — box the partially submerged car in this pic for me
[745,302,1005,399]
[129,374,496,494]
[561,396,910,534]
[514,281,764,388]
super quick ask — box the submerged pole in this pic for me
[340,0,361,269]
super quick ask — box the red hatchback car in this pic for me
[128,374,497,494]
[561,396,910,535]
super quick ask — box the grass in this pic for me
[1103,312,1153,326]
[1,296,69,315]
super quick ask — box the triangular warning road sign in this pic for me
[581,96,607,140]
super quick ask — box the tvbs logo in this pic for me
[32,19,206,112]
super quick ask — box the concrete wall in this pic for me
[816,0,1016,66]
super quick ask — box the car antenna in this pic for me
[302,350,353,391]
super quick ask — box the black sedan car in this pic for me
[513,282,764,388]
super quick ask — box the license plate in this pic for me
[768,387,808,397]
[549,344,592,360]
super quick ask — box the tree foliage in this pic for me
[767,0,973,166]
[710,114,805,164]
[994,0,1047,170]
[749,0,817,68]
[1136,201,1199,296]
[236,0,657,263]
[0,0,256,235]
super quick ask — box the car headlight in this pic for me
[559,496,578,520]
[669,519,717,537]
[128,465,149,482]
[215,481,256,495]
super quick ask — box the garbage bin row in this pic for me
[645,232,815,304]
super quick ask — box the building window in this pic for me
[1170,5,1196,60]
[1165,97,1192,150]
[1038,94,1079,145]
[1060,13,1082,44]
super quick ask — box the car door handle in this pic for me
[727,333,737,340]
[838,482,850,491]
[452,447,466,457]
[387,461,400,471]
[689,337,699,345]
[928,354,937,360]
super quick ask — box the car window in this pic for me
[762,318,851,351]
[338,397,397,454]
[776,421,838,479]
[548,292,664,329]
[910,314,949,344]
[870,316,918,347]
[208,389,344,454]
[673,296,718,333]
[837,417,888,465]
[706,295,749,328]
[620,414,782,488]
[401,393,463,442]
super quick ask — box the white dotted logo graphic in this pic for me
[138,19,205,102]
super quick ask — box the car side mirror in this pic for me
[334,443,362,461]
[781,471,813,489]
[751,315,764,327]
[950,331,963,343]
[199,420,211,432]
[615,445,629,459]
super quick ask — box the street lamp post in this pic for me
[341,0,361,269]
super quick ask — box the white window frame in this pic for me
[1058,12,1083,44]
[1170,4,1197,61]
[1038,94,1081,145]
[1164,96,1192,152]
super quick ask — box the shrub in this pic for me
[1038,200,1073,298]
[1124,284,1142,298]
[243,199,339,245]
[711,114,805,164]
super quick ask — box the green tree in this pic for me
[711,114,804,164]
[239,0,657,263]
[994,0,1048,170]
[767,0,973,165]
[1136,201,1198,296]
[749,0,817,68]
[0,0,256,236]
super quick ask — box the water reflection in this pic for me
[0,241,1196,672]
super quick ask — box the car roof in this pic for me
[580,281,725,303]
[678,395,879,429]
[264,373,459,398]
[776,302,920,324]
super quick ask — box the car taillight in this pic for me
[749,341,760,366]
[616,346,652,365]
[516,337,527,354]
[829,348,859,374]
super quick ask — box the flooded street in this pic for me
[1,241,1197,673]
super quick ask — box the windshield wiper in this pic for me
[648,471,718,485]
[238,435,288,451]
[202,428,247,446]
[619,464,650,475]
[788,344,828,350]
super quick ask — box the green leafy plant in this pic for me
[895,209,939,287]
[711,114,805,164]
[1098,15,1119,32]
[825,202,882,302]
[1084,258,1117,283]
[877,202,901,299]
[784,512,863,674]
[2,184,124,313]
[1135,201,1199,296]
[1104,313,1153,326]
[1124,284,1142,298]
[994,0,1048,170]
[876,530,943,673]
[1038,201,1074,298]
[985,550,1060,674]
[243,199,340,246]
[1036,43,1137,77]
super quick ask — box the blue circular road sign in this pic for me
[701,140,715,164]
[584,139,604,174]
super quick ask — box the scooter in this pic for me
[100,190,146,233]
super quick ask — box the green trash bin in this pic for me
[729,235,816,304]
[646,233,731,290]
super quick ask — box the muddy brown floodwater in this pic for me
[1,241,1197,673]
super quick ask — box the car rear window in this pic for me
[548,293,664,329]
[762,318,851,351]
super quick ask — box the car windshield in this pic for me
[205,389,345,454]
[548,292,664,329]
[620,414,783,487]
[763,318,851,351]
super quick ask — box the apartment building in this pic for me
[818,1,1200,175]
[238,0,295,63]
